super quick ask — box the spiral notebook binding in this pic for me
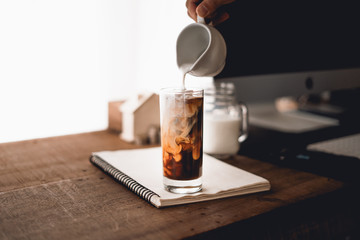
[90,155,160,205]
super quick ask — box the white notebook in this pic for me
[90,147,270,208]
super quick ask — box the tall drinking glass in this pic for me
[160,88,204,194]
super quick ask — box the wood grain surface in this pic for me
[0,131,349,239]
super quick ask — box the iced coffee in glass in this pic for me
[160,88,203,194]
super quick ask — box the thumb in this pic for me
[196,0,224,18]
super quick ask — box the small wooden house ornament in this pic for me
[120,92,160,143]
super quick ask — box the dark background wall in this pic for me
[215,2,360,79]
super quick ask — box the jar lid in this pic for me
[205,82,235,96]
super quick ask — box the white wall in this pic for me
[0,0,208,143]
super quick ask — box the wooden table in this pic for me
[1,131,359,239]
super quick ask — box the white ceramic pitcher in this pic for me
[176,16,227,77]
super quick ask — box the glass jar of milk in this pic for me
[203,82,248,158]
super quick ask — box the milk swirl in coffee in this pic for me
[161,93,203,180]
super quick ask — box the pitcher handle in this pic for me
[238,103,248,143]
[197,16,206,24]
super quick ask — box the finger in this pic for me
[196,0,235,18]
[187,10,196,22]
[186,0,201,22]
[196,0,222,18]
